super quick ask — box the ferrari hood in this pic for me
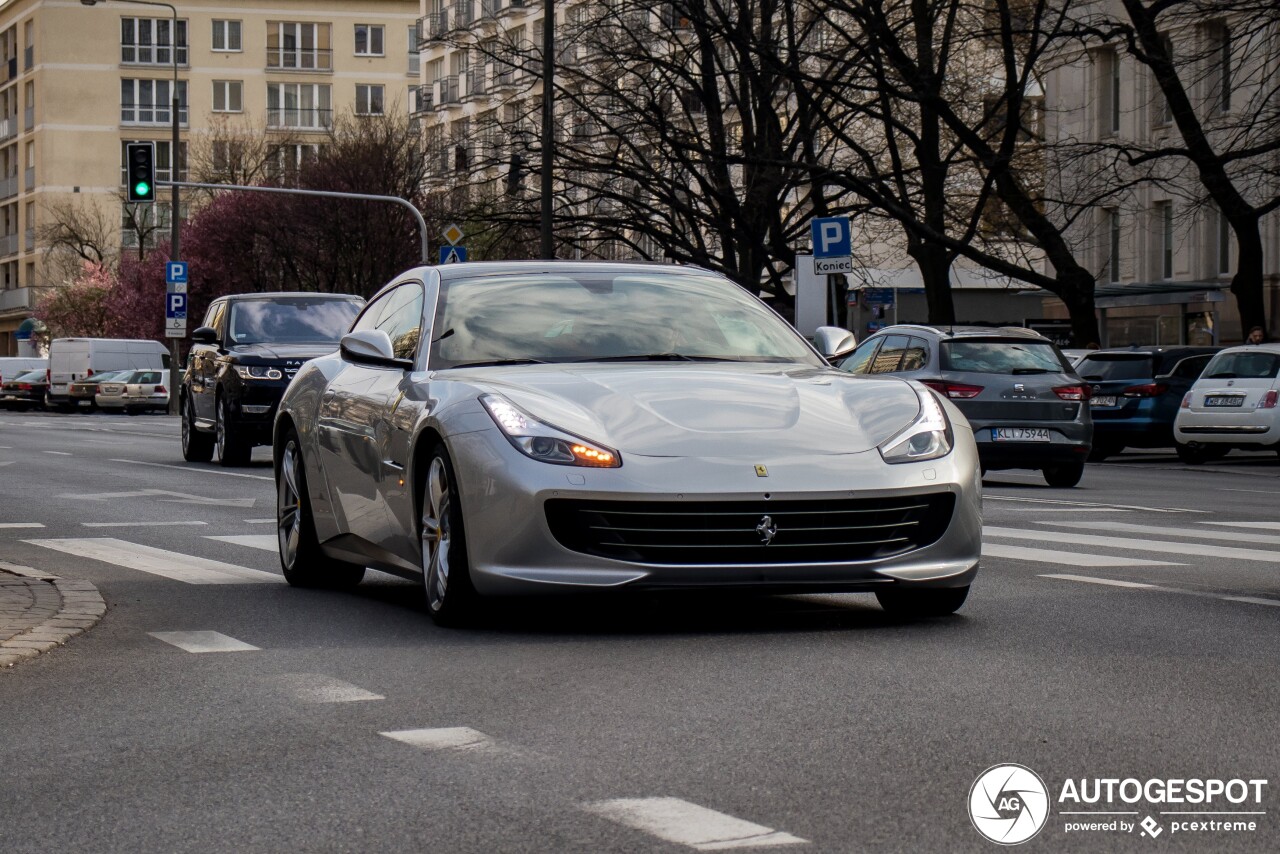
[460,363,921,457]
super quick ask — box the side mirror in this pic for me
[814,326,857,361]
[340,330,414,371]
[192,326,218,345]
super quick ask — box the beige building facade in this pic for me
[0,0,418,356]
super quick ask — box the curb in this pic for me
[0,559,106,670]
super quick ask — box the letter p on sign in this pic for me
[811,217,851,258]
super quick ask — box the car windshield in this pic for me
[14,370,44,383]
[1203,351,1280,380]
[89,371,130,383]
[1076,354,1154,381]
[429,271,823,369]
[227,298,362,346]
[126,371,163,384]
[941,340,1069,374]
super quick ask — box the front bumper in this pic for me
[448,427,983,596]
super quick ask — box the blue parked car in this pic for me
[1075,346,1221,459]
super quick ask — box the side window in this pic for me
[202,301,224,330]
[381,284,425,361]
[838,337,883,374]
[868,335,910,374]
[1171,354,1212,380]
[350,287,400,335]
[900,336,929,372]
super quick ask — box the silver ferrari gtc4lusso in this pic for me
[273,262,982,624]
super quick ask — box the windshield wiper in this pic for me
[572,353,702,362]
[1011,368,1053,375]
[451,358,548,368]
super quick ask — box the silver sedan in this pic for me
[274,262,982,625]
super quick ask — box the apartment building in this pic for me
[0,0,418,356]
[1043,8,1280,346]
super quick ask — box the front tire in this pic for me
[1044,461,1085,487]
[876,585,969,617]
[181,395,214,462]
[276,432,365,589]
[421,445,479,626]
[216,393,253,467]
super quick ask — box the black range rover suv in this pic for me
[181,292,364,466]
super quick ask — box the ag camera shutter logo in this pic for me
[969,764,1050,845]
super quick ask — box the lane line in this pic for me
[82,521,207,528]
[582,797,808,851]
[1217,488,1280,496]
[984,543,1180,567]
[0,461,12,467]
[1040,574,1156,589]
[0,522,44,529]
[983,495,1204,514]
[1201,521,1280,531]
[984,526,1280,564]
[1221,596,1280,608]
[1037,520,1280,547]
[1001,507,1131,513]
[42,450,71,456]
[24,538,282,584]
[148,631,259,653]
[380,727,501,753]
[109,458,271,481]
[244,518,275,524]
[279,674,384,703]
[206,534,277,551]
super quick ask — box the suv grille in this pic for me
[956,401,1079,421]
[545,492,956,565]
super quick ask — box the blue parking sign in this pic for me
[810,217,851,258]
[166,292,187,317]
[165,261,189,284]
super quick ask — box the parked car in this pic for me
[0,356,47,387]
[837,324,1091,486]
[46,338,170,410]
[1173,344,1280,463]
[68,370,133,411]
[0,369,49,411]
[1076,346,1221,459]
[275,262,980,625]
[95,370,169,414]
[182,292,364,466]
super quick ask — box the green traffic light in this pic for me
[134,181,151,197]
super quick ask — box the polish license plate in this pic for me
[992,427,1052,442]
[1090,396,1117,407]
[1205,396,1245,407]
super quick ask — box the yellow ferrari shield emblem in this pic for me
[755,465,768,477]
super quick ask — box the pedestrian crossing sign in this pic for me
[439,246,467,265]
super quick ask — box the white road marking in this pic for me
[582,797,807,851]
[984,526,1280,564]
[24,538,282,584]
[0,460,13,467]
[244,518,275,524]
[1217,488,1280,496]
[984,543,1180,567]
[58,488,255,507]
[42,450,71,456]
[108,458,271,481]
[148,631,260,653]
[1039,520,1280,547]
[0,522,44,529]
[1040,574,1157,589]
[1221,596,1280,607]
[279,674,384,703]
[1002,507,1131,513]
[983,495,1204,514]
[380,727,501,753]
[1201,521,1280,531]
[206,534,277,551]
[82,520,207,528]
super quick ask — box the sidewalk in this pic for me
[0,560,105,669]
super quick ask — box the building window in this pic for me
[407,25,420,76]
[121,17,188,66]
[212,20,242,52]
[119,139,187,186]
[212,80,243,113]
[267,143,322,180]
[356,84,385,115]
[1154,202,1174,281]
[1095,48,1120,136]
[267,83,332,129]
[1205,23,1230,113]
[211,140,244,174]
[1215,206,1231,276]
[121,79,188,125]
[1103,208,1121,283]
[1153,34,1174,126]
[355,24,384,56]
[267,22,332,71]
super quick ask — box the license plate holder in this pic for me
[992,427,1052,442]
[1205,396,1245,408]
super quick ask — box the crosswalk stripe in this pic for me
[983,527,1280,564]
[206,534,277,552]
[279,674,384,703]
[82,521,207,528]
[984,543,1180,567]
[148,631,260,653]
[1040,574,1157,589]
[1201,522,1280,531]
[1039,520,1280,547]
[380,727,500,753]
[1221,596,1280,607]
[1044,575,1280,608]
[0,522,44,529]
[984,495,1204,513]
[582,797,808,850]
[24,538,282,584]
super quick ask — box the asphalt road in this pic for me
[2,409,1279,853]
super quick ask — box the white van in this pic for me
[0,356,48,386]
[47,338,170,407]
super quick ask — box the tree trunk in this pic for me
[1230,217,1268,339]
[1057,267,1101,347]
[908,238,956,325]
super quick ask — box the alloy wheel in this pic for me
[421,457,453,612]
[277,440,302,569]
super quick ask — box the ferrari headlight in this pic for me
[235,365,283,381]
[480,394,621,468]
[878,384,953,464]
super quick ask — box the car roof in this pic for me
[871,324,1052,341]
[429,260,717,281]
[1083,346,1220,357]
[214,292,364,302]
[1216,343,1280,355]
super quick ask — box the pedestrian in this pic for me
[1245,326,1265,345]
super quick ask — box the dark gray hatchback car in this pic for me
[837,325,1093,486]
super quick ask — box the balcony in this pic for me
[23,106,32,131]
[266,107,333,131]
[0,286,48,311]
[466,68,487,98]
[436,75,460,106]
[0,174,16,199]
[411,84,434,115]
[0,233,18,257]
[478,0,501,25]
[24,166,33,191]
[266,48,333,73]
[498,0,530,16]
[423,11,449,41]
[24,229,33,252]
[0,117,16,141]
[452,1,475,27]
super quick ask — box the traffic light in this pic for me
[126,142,156,203]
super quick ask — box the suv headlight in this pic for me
[878,384,954,464]
[235,365,283,381]
[480,394,621,468]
